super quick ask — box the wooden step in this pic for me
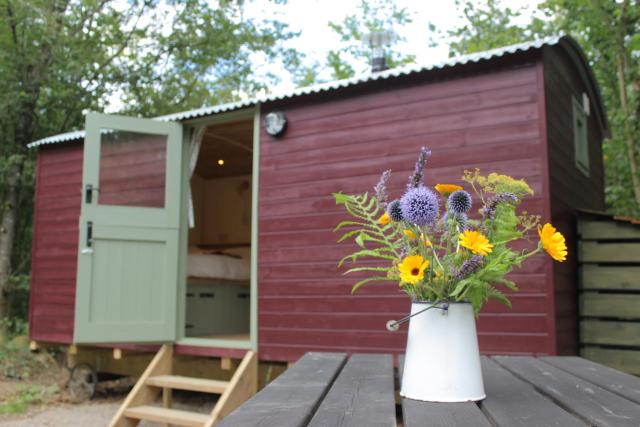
[124,405,209,427]
[146,375,229,394]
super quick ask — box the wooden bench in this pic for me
[219,352,640,427]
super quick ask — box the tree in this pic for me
[447,0,549,55]
[0,0,298,330]
[118,0,300,116]
[447,0,640,217]
[540,0,640,216]
[326,0,416,80]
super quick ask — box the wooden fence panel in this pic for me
[578,216,640,375]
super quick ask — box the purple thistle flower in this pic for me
[481,192,519,220]
[387,199,403,222]
[448,190,472,214]
[407,147,432,189]
[453,255,484,281]
[374,169,392,210]
[400,185,439,226]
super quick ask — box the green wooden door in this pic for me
[74,113,183,343]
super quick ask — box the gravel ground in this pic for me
[0,401,122,427]
[0,393,216,426]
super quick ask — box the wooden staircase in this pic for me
[109,345,257,427]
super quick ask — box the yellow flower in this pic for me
[378,212,390,225]
[459,230,493,256]
[404,229,416,239]
[421,234,432,247]
[435,184,463,196]
[538,223,567,262]
[398,255,429,285]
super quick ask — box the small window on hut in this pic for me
[572,96,589,176]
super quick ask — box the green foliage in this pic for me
[0,335,61,414]
[333,192,403,293]
[118,0,300,116]
[0,384,59,415]
[447,0,549,55]
[450,245,519,313]
[490,203,523,244]
[4,275,30,335]
[0,334,53,380]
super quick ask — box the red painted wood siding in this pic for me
[29,142,83,343]
[29,137,168,344]
[257,62,556,362]
[542,48,606,355]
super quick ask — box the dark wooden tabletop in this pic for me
[218,352,640,427]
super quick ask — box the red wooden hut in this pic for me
[28,35,608,365]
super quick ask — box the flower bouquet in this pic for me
[334,147,567,402]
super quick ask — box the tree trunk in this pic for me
[615,4,640,211]
[0,163,20,323]
[617,57,640,208]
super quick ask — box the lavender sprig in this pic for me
[481,192,519,220]
[374,169,392,210]
[453,255,484,281]
[407,146,432,189]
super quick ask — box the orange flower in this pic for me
[538,223,567,262]
[459,230,493,256]
[378,212,390,225]
[435,184,463,196]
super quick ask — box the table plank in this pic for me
[480,357,584,427]
[494,356,640,427]
[399,355,491,427]
[542,356,640,405]
[403,400,492,427]
[217,352,347,427]
[307,354,396,427]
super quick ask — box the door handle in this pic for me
[86,221,93,248]
[85,184,99,204]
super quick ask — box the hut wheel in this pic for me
[67,363,97,401]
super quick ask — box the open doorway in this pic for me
[183,116,254,346]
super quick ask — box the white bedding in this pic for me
[187,248,251,281]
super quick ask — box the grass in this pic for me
[0,384,60,415]
[0,332,63,415]
[0,334,50,380]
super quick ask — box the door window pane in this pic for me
[99,130,167,208]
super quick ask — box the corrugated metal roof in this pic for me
[28,35,563,148]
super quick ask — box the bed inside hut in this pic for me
[184,117,254,344]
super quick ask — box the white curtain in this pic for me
[188,126,206,228]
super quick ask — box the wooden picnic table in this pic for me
[218,352,640,427]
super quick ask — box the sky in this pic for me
[241,0,543,95]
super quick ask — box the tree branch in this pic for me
[5,1,18,48]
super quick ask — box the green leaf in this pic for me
[333,192,350,205]
[337,229,362,243]
[334,220,368,232]
[344,266,390,275]
[351,276,391,294]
